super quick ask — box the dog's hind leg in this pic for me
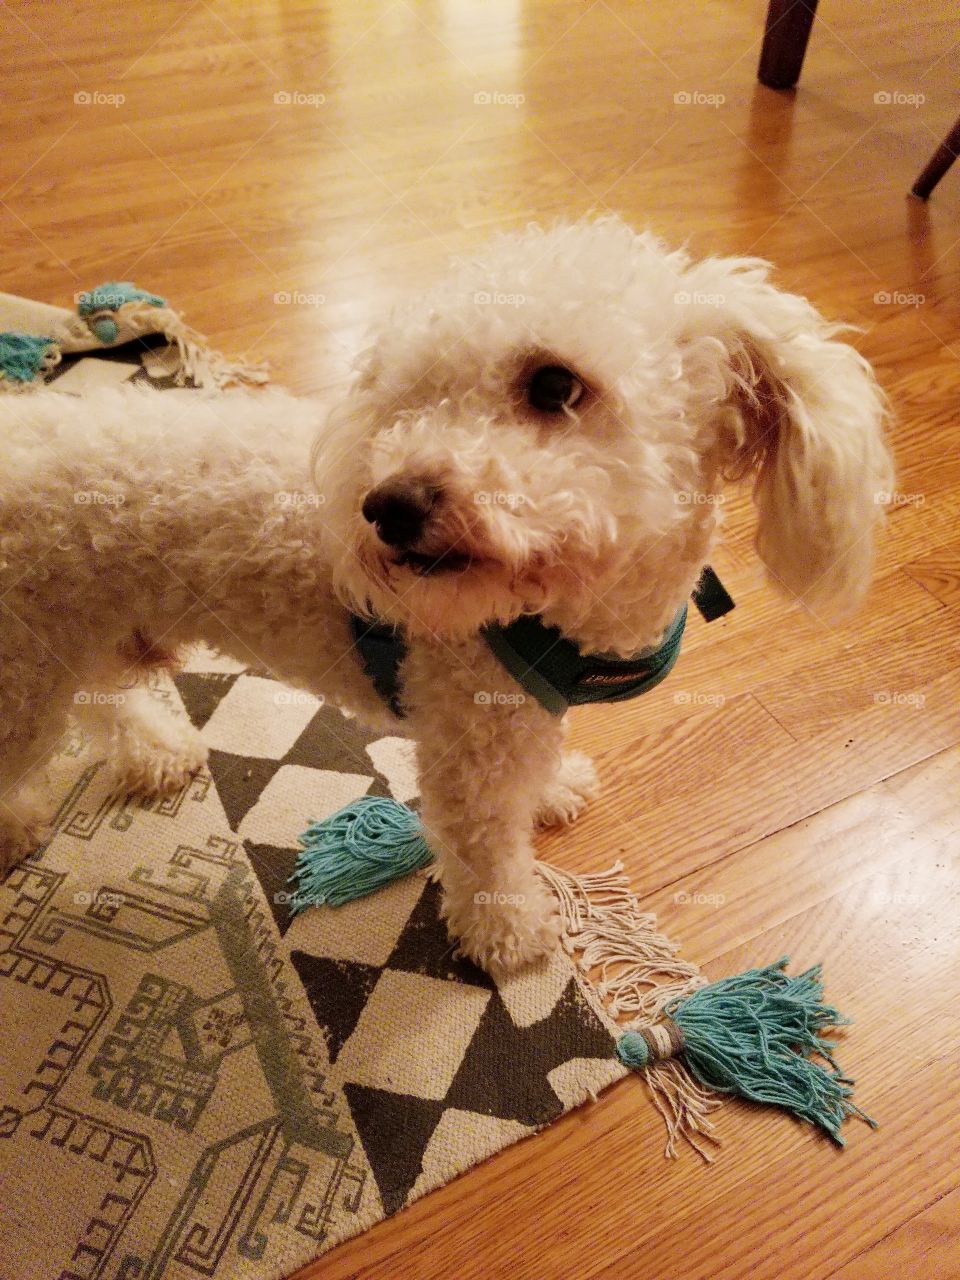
[0,775,57,876]
[114,686,209,797]
[72,633,209,799]
[82,683,209,799]
[0,667,76,875]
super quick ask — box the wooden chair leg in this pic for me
[911,115,960,199]
[758,0,820,90]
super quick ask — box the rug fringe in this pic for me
[643,1061,722,1161]
[537,859,723,1159]
[127,303,269,390]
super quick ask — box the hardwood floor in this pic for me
[3,2,958,1277]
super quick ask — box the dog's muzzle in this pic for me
[361,477,438,548]
[361,477,472,574]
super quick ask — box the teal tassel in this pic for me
[617,958,875,1144]
[89,316,119,345]
[0,333,58,383]
[77,283,165,345]
[289,797,433,910]
[76,282,166,316]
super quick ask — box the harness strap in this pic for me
[481,605,687,716]
[350,604,688,718]
[349,615,407,717]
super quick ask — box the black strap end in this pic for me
[692,566,735,622]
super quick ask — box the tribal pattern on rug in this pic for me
[0,649,630,1280]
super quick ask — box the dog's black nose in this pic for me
[361,478,438,547]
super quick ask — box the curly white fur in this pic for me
[0,218,893,972]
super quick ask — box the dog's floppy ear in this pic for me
[680,255,893,615]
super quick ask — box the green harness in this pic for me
[349,565,736,716]
[350,603,687,718]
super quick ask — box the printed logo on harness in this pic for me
[578,664,653,688]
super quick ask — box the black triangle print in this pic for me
[173,670,242,730]
[286,703,386,776]
[289,952,381,1064]
[205,748,281,833]
[245,840,301,937]
[444,978,616,1126]
[343,1083,444,1216]
[385,879,495,990]
[532,976,617,1065]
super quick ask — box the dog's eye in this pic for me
[527,366,584,413]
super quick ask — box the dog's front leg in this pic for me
[405,641,563,974]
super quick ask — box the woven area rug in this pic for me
[1,649,648,1280]
[0,297,714,1280]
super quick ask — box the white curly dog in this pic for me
[0,219,892,972]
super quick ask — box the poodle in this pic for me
[0,218,893,972]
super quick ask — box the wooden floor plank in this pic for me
[827,1186,960,1279]
[752,606,960,740]
[904,540,960,607]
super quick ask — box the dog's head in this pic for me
[315,219,892,652]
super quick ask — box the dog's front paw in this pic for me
[535,749,599,827]
[444,877,561,976]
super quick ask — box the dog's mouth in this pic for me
[396,547,475,576]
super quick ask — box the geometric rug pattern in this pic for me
[0,647,627,1280]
